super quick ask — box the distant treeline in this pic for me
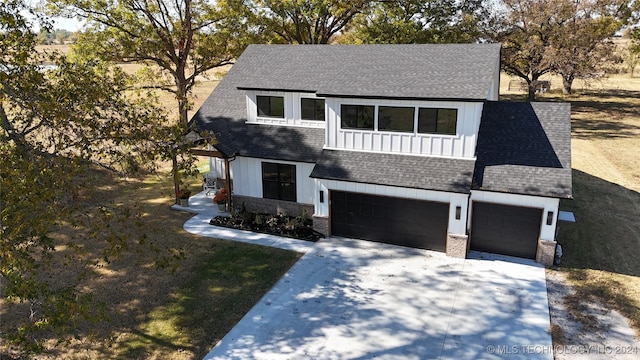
[37,29,78,45]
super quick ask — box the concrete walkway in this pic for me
[175,192,553,360]
[174,191,315,253]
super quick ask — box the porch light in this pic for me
[547,211,554,225]
[455,206,461,220]
[319,190,324,203]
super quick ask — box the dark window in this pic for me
[257,96,284,118]
[378,106,415,132]
[341,104,374,130]
[301,98,325,121]
[418,108,457,135]
[262,162,296,202]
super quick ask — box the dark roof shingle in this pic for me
[473,102,572,198]
[234,44,501,100]
[310,150,475,193]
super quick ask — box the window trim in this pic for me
[340,104,375,130]
[256,95,285,118]
[417,107,458,135]
[339,102,458,136]
[377,105,416,133]
[261,162,297,202]
[301,98,326,121]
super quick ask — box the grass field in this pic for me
[501,74,640,337]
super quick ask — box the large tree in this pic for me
[626,28,640,77]
[342,0,493,44]
[50,0,247,200]
[255,0,372,44]
[1,0,171,350]
[495,0,630,100]
[50,0,254,125]
[548,1,624,94]
[493,0,571,101]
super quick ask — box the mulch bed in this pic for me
[209,211,323,242]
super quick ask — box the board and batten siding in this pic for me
[469,190,560,241]
[324,98,483,158]
[230,156,316,205]
[245,90,326,128]
[208,155,226,179]
[314,179,468,235]
[488,57,500,101]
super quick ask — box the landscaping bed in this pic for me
[209,209,323,242]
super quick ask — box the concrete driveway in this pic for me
[202,237,553,360]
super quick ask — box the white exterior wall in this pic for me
[488,60,500,101]
[245,90,326,128]
[314,179,468,235]
[229,156,316,205]
[208,155,226,179]
[325,98,483,159]
[470,191,560,241]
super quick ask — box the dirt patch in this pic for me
[547,269,640,359]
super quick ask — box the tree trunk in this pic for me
[562,74,574,95]
[175,65,189,125]
[527,79,537,102]
[172,153,180,204]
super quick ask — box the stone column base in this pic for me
[312,215,329,237]
[446,234,469,259]
[536,239,557,266]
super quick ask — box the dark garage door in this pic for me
[330,191,449,251]
[471,202,542,259]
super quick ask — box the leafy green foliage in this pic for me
[255,0,372,44]
[0,0,179,352]
[341,0,492,44]
[494,0,631,99]
[50,0,256,124]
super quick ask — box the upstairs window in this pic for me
[257,95,284,118]
[301,98,325,121]
[341,104,374,130]
[262,162,297,202]
[418,108,457,135]
[378,106,415,132]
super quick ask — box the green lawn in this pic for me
[0,169,301,359]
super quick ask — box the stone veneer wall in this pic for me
[446,234,469,258]
[232,195,313,217]
[536,239,557,266]
[312,215,329,236]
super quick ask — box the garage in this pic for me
[470,202,542,259]
[330,191,449,251]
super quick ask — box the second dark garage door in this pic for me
[470,202,542,259]
[330,191,449,251]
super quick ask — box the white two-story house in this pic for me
[191,44,572,265]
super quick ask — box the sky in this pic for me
[21,5,85,32]
[51,16,84,31]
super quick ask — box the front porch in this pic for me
[171,190,229,217]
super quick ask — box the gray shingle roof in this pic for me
[473,101,572,198]
[191,45,572,200]
[234,44,501,100]
[310,150,475,193]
